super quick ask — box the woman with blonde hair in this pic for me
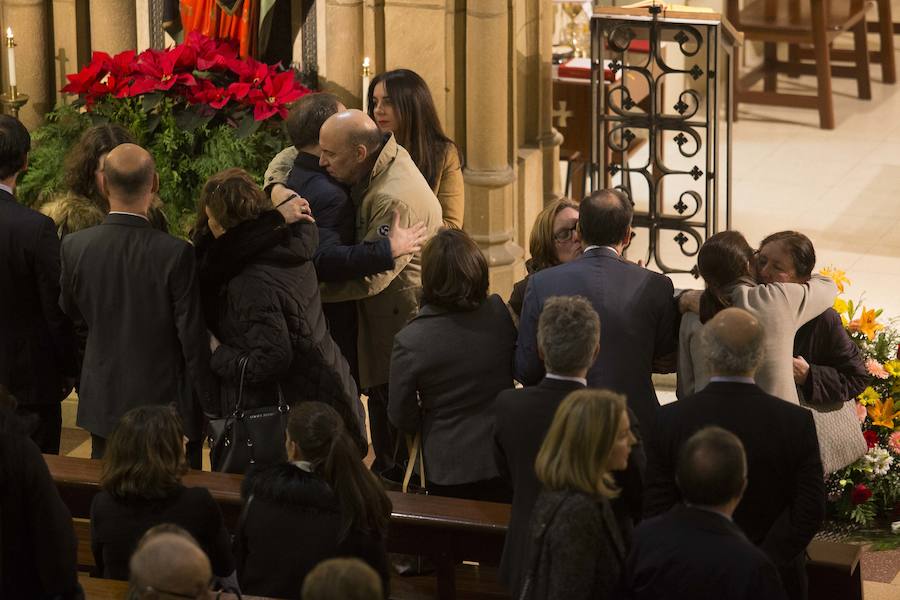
[517,389,636,600]
[509,198,581,318]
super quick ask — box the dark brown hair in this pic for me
[529,198,580,272]
[100,405,188,500]
[64,123,135,211]
[677,426,747,506]
[286,92,342,149]
[697,231,755,323]
[196,168,272,232]
[579,189,633,247]
[758,230,816,278]
[367,69,461,189]
[421,228,489,311]
[287,402,391,541]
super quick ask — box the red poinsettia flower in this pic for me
[103,49,137,78]
[851,483,872,505]
[247,70,307,121]
[226,57,273,100]
[130,45,196,96]
[863,429,879,449]
[61,54,106,95]
[184,31,237,72]
[187,78,232,109]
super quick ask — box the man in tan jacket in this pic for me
[312,110,442,475]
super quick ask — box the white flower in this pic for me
[863,446,895,476]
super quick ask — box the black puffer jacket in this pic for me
[235,463,390,598]
[197,217,365,451]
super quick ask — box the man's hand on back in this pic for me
[388,209,428,258]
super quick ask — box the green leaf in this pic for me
[235,114,262,139]
[142,92,164,112]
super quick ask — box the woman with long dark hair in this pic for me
[235,401,392,598]
[677,231,837,402]
[41,124,168,236]
[368,68,464,229]
[89,405,234,582]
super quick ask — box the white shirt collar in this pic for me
[292,460,314,473]
[545,373,588,386]
[583,245,619,257]
[109,210,150,221]
[0,183,14,195]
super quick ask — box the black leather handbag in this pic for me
[208,356,290,474]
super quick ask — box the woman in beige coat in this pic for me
[677,231,837,404]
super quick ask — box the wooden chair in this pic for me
[728,0,873,129]
[865,0,898,83]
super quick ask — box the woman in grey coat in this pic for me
[518,389,637,600]
[389,228,516,502]
[677,231,837,403]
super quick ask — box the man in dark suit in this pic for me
[60,143,215,465]
[627,426,787,600]
[495,295,645,596]
[645,307,825,600]
[276,93,425,387]
[0,115,77,453]
[515,189,679,442]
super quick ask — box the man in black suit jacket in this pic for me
[60,144,215,464]
[515,189,679,442]
[0,115,77,453]
[496,295,646,596]
[645,308,824,600]
[627,426,787,600]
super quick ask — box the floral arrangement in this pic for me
[18,32,309,235]
[822,267,900,527]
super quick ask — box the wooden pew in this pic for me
[46,454,510,600]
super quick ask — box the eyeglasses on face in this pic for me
[554,224,578,242]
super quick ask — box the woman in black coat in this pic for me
[235,401,392,599]
[194,169,365,458]
[755,231,868,405]
[389,229,517,502]
[89,406,235,583]
[519,389,636,600]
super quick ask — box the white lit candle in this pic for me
[6,28,16,90]
[362,56,371,113]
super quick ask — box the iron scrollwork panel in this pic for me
[591,12,725,276]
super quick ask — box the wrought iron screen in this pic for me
[590,7,734,275]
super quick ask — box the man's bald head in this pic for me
[578,188,633,248]
[702,307,764,377]
[101,143,157,209]
[318,110,383,184]
[128,532,211,599]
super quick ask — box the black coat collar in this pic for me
[104,212,152,228]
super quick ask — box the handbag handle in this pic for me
[233,355,250,417]
[402,432,426,493]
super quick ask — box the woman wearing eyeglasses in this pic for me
[509,199,582,319]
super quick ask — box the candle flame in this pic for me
[363,56,370,68]
[6,28,11,39]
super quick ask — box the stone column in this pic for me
[538,0,563,204]
[3,0,53,129]
[320,0,365,108]
[89,0,137,55]
[464,0,522,297]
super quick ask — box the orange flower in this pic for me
[820,266,850,294]
[849,307,884,341]
[867,397,898,429]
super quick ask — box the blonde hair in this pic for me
[529,198,580,272]
[535,389,626,498]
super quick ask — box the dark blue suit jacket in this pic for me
[285,152,393,383]
[625,505,787,600]
[514,247,678,437]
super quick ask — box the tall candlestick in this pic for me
[6,28,16,93]
[362,56,371,114]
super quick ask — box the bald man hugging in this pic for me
[267,109,442,476]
